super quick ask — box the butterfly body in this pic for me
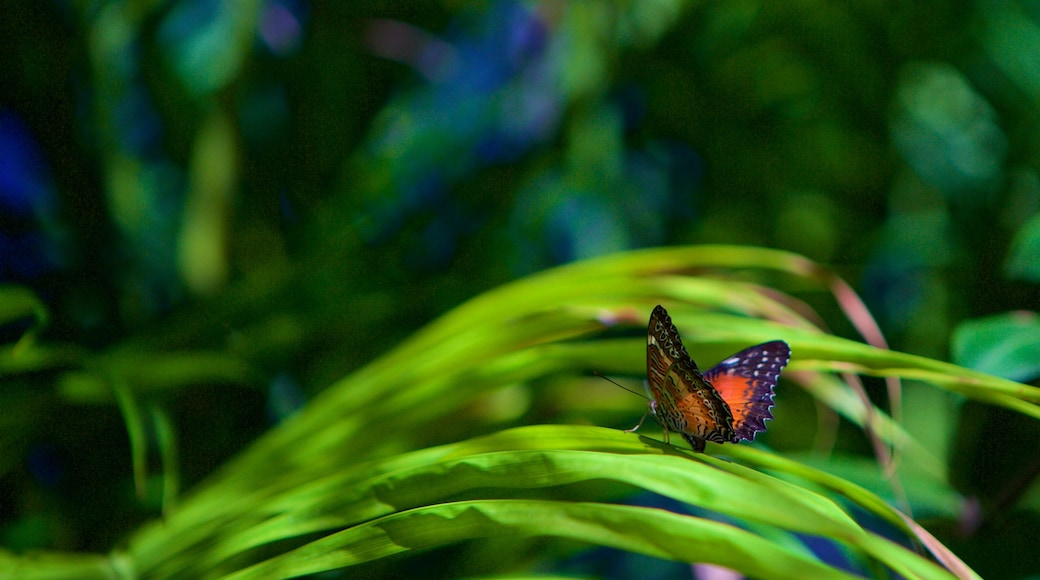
[644,305,790,452]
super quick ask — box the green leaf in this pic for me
[0,285,48,332]
[0,285,49,355]
[127,426,968,579]
[0,549,131,580]
[951,312,1040,382]
[225,500,862,580]
[1005,210,1040,282]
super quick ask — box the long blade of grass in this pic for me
[222,500,862,580]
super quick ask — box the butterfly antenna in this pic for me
[592,371,649,400]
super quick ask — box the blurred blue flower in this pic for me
[0,110,68,281]
[356,2,555,252]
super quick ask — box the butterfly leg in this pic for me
[624,408,650,433]
[627,415,672,444]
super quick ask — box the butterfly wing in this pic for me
[647,306,734,449]
[704,340,790,442]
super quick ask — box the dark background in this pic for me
[1,1,1039,577]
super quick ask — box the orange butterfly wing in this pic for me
[704,341,790,442]
[646,306,734,451]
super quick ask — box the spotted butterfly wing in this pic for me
[645,305,790,451]
[703,340,790,443]
[646,305,735,451]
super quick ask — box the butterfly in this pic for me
[631,305,790,452]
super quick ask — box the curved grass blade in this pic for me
[116,246,1023,578]
[223,500,862,580]
[128,426,969,579]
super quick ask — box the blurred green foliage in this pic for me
[1,0,1039,578]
